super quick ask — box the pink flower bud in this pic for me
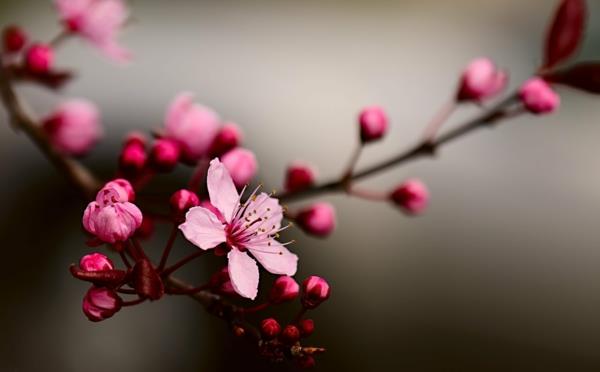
[260,318,281,339]
[389,178,429,215]
[457,58,507,102]
[164,93,220,161]
[281,324,301,344]
[170,189,200,214]
[82,286,121,322]
[285,161,317,193]
[296,202,336,237]
[79,253,114,272]
[119,142,147,173]
[269,275,300,304]
[3,25,27,53]
[221,148,258,188]
[358,106,388,143]
[210,122,243,157]
[150,138,180,172]
[25,43,54,73]
[518,77,560,114]
[83,186,143,244]
[124,131,147,149]
[301,276,330,309]
[299,318,314,337]
[104,179,135,202]
[42,99,102,156]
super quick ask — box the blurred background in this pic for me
[1,0,600,371]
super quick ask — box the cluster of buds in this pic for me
[257,276,330,368]
[117,93,254,188]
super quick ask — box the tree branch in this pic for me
[278,94,518,202]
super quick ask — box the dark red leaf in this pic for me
[132,259,164,300]
[69,264,128,287]
[545,62,600,93]
[543,0,586,69]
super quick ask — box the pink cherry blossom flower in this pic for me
[54,0,131,62]
[42,99,102,156]
[83,185,143,243]
[179,159,298,300]
[163,93,220,162]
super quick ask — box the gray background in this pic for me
[1,0,600,371]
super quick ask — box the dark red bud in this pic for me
[297,355,316,369]
[260,318,281,339]
[298,318,315,337]
[280,324,301,344]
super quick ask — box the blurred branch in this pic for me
[0,64,100,198]
[279,94,518,202]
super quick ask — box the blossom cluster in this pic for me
[1,0,599,368]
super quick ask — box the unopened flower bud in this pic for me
[389,179,429,215]
[119,141,147,173]
[457,57,507,102]
[281,324,301,344]
[518,77,560,115]
[269,275,299,304]
[296,202,336,237]
[301,276,330,309]
[42,99,102,156]
[25,43,54,73]
[359,106,388,143]
[124,131,147,149]
[260,318,281,339]
[221,148,258,188]
[104,179,135,202]
[79,253,114,272]
[298,318,315,337]
[83,186,143,243]
[297,355,316,369]
[150,138,180,172]
[210,122,242,157]
[82,286,122,322]
[209,266,238,297]
[3,25,27,53]
[170,189,200,214]
[135,216,155,240]
[285,161,317,193]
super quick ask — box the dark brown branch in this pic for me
[279,94,519,202]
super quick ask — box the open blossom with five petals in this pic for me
[83,184,143,243]
[54,0,131,62]
[179,159,298,300]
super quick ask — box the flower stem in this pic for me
[158,224,179,271]
[421,99,458,142]
[161,250,205,276]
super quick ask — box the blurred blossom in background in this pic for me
[2,0,600,371]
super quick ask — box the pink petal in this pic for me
[179,206,226,250]
[249,241,298,276]
[96,40,131,63]
[207,158,239,223]
[227,249,259,300]
[54,0,93,20]
[165,93,194,132]
[80,0,127,43]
